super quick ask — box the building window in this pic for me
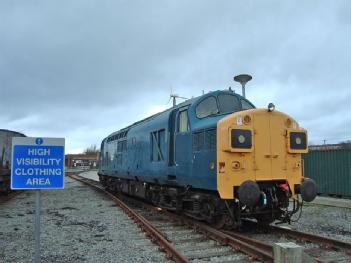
[151,129,165,161]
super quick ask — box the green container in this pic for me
[302,149,351,198]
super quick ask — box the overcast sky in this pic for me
[1,1,350,153]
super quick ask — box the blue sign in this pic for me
[11,137,65,189]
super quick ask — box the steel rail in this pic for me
[69,174,351,263]
[131,196,349,263]
[150,207,274,262]
[222,230,272,252]
[242,218,351,254]
[68,174,189,263]
[270,225,351,253]
[111,191,276,261]
[222,230,330,263]
[186,220,274,262]
[70,175,275,262]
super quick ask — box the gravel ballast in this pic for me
[0,177,171,263]
[282,202,351,243]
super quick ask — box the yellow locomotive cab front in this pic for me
[217,108,311,203]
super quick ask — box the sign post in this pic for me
[11,137,65,263]
[35,189,41,263]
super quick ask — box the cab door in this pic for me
[174,108,192,181]
[253,111,272,180]
[168,109,177,167]
[253,112,287,181]
[270,114,287,180]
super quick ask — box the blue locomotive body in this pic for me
[99,90,254,191]
[99,88,316,228]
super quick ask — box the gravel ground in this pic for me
[241,203,351,262]
[0,177,171,263]
[281,202,351,243]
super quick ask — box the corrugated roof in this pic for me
[0,129,26,137]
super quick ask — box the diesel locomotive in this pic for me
[0,129,26,193]
[98,79,317,228]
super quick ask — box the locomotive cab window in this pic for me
[196,96,219,118]
[178,110,189,133]
[241,99,255,110]
[218,94,241,113]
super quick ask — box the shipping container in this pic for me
[303,149,351,198]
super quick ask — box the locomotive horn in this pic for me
[234,74,252,98]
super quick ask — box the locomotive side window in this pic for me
[218,94,241,113]
[196,97,219,118]
[241,99,254,110]
[178,110,189,133]
[151,129,165,162]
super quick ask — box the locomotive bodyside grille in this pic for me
[192,129,216,152]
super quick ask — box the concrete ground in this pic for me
[79,170,99,181]
[312,196,351,209]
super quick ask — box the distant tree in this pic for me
[84,144,99,154]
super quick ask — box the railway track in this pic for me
[69,173,351,263]
[68,174,262,262]
[223,227,351,263]
[68,173,188,263]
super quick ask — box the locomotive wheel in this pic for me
[151,192,160,206]
[211,214,230,229]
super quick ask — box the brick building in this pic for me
[65,152,99,169]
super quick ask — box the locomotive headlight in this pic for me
[231,129,252,150]
[288,130,308,153]
[238,135,246,143]
[295,137,302,145]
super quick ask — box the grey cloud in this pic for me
[1,1,350,151]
